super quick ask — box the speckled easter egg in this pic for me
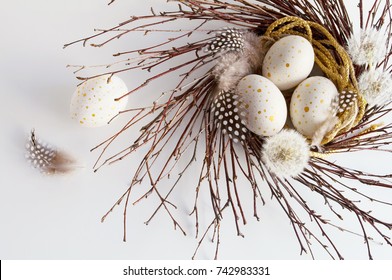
[70,75,129,127]
[262,35,314,91]
[236,74,287,137]
[290,76,338,138]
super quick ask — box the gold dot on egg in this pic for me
[305,84,310,87]
[257,89,262,93]
[92,114,96,117]
[245,104,249,109]
[264,109,267,112]
[269,116,275,122]
[258,111,262,114]
[80,120,84,124]
[267,72,271,77]
[248,85,252,88]
[83,93,86,97]
[320,99,324,104]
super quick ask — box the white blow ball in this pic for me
[262,129,310,178]
[236,74,287,137]
[70,75,129,127]
[262,35,315,91]
[290,76,338,138]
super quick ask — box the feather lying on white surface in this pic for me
[25,130,78,175]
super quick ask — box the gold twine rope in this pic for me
[264,16,367,145]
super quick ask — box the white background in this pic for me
[1,0,392,260]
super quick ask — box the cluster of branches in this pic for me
[65,0,392,259]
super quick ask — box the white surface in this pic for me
[1,0,392,260]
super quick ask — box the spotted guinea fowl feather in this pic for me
[26,130,77,175]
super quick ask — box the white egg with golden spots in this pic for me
[236,74,287,137]
[262,35,314,91]
[70,75,129,127]
[290,76,338,138]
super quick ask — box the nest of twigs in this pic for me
[65,0,392,259]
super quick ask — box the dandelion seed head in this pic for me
[347,27,387,66]
[25,130,76,175]
[358,68,392,107]
[262,129,309,178]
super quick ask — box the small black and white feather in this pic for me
[206,28,244,54]
[338,90,358,113]
[25,130,76,175]
[210,90,249,143]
